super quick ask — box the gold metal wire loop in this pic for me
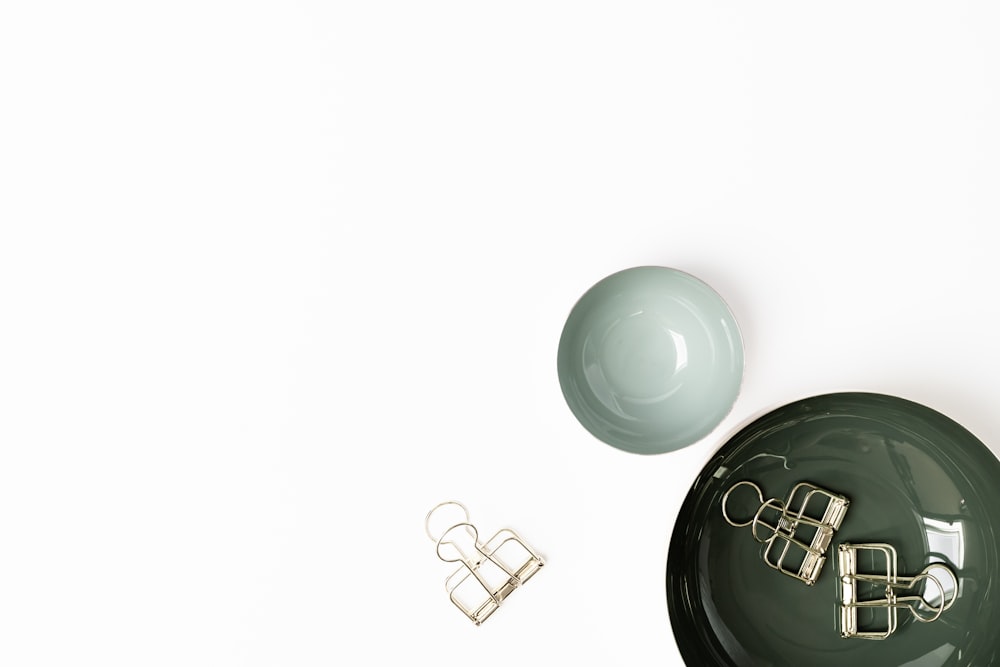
[721,480,764,527]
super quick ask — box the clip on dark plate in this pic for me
[838,542,957,640]
[723,480,850,585]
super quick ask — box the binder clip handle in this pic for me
[900,572,947,623]
[435,522,482,564]
[721,480,765,528]
[906,563,958,622]
[425,501,471,542]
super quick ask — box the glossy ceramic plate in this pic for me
[557,266,743,455]
[666,392,1000,667]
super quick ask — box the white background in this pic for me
[2,2,999,665]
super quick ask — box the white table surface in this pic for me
[2,2,1000,665]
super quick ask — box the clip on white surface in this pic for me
[424,501,544,625]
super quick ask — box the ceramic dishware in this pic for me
[666,392,1000,666]
[557,266,744,454]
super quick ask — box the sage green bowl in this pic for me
[557,266,744,455]
[666,392,1000,666]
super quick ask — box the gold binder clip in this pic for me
[722,480,850,585]
[424,501,544,625]
[838,543,957,639]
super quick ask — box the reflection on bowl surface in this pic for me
[558,266,743,455]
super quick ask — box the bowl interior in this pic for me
[557,266,743,455]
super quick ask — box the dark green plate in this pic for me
[666,393,1000,667]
